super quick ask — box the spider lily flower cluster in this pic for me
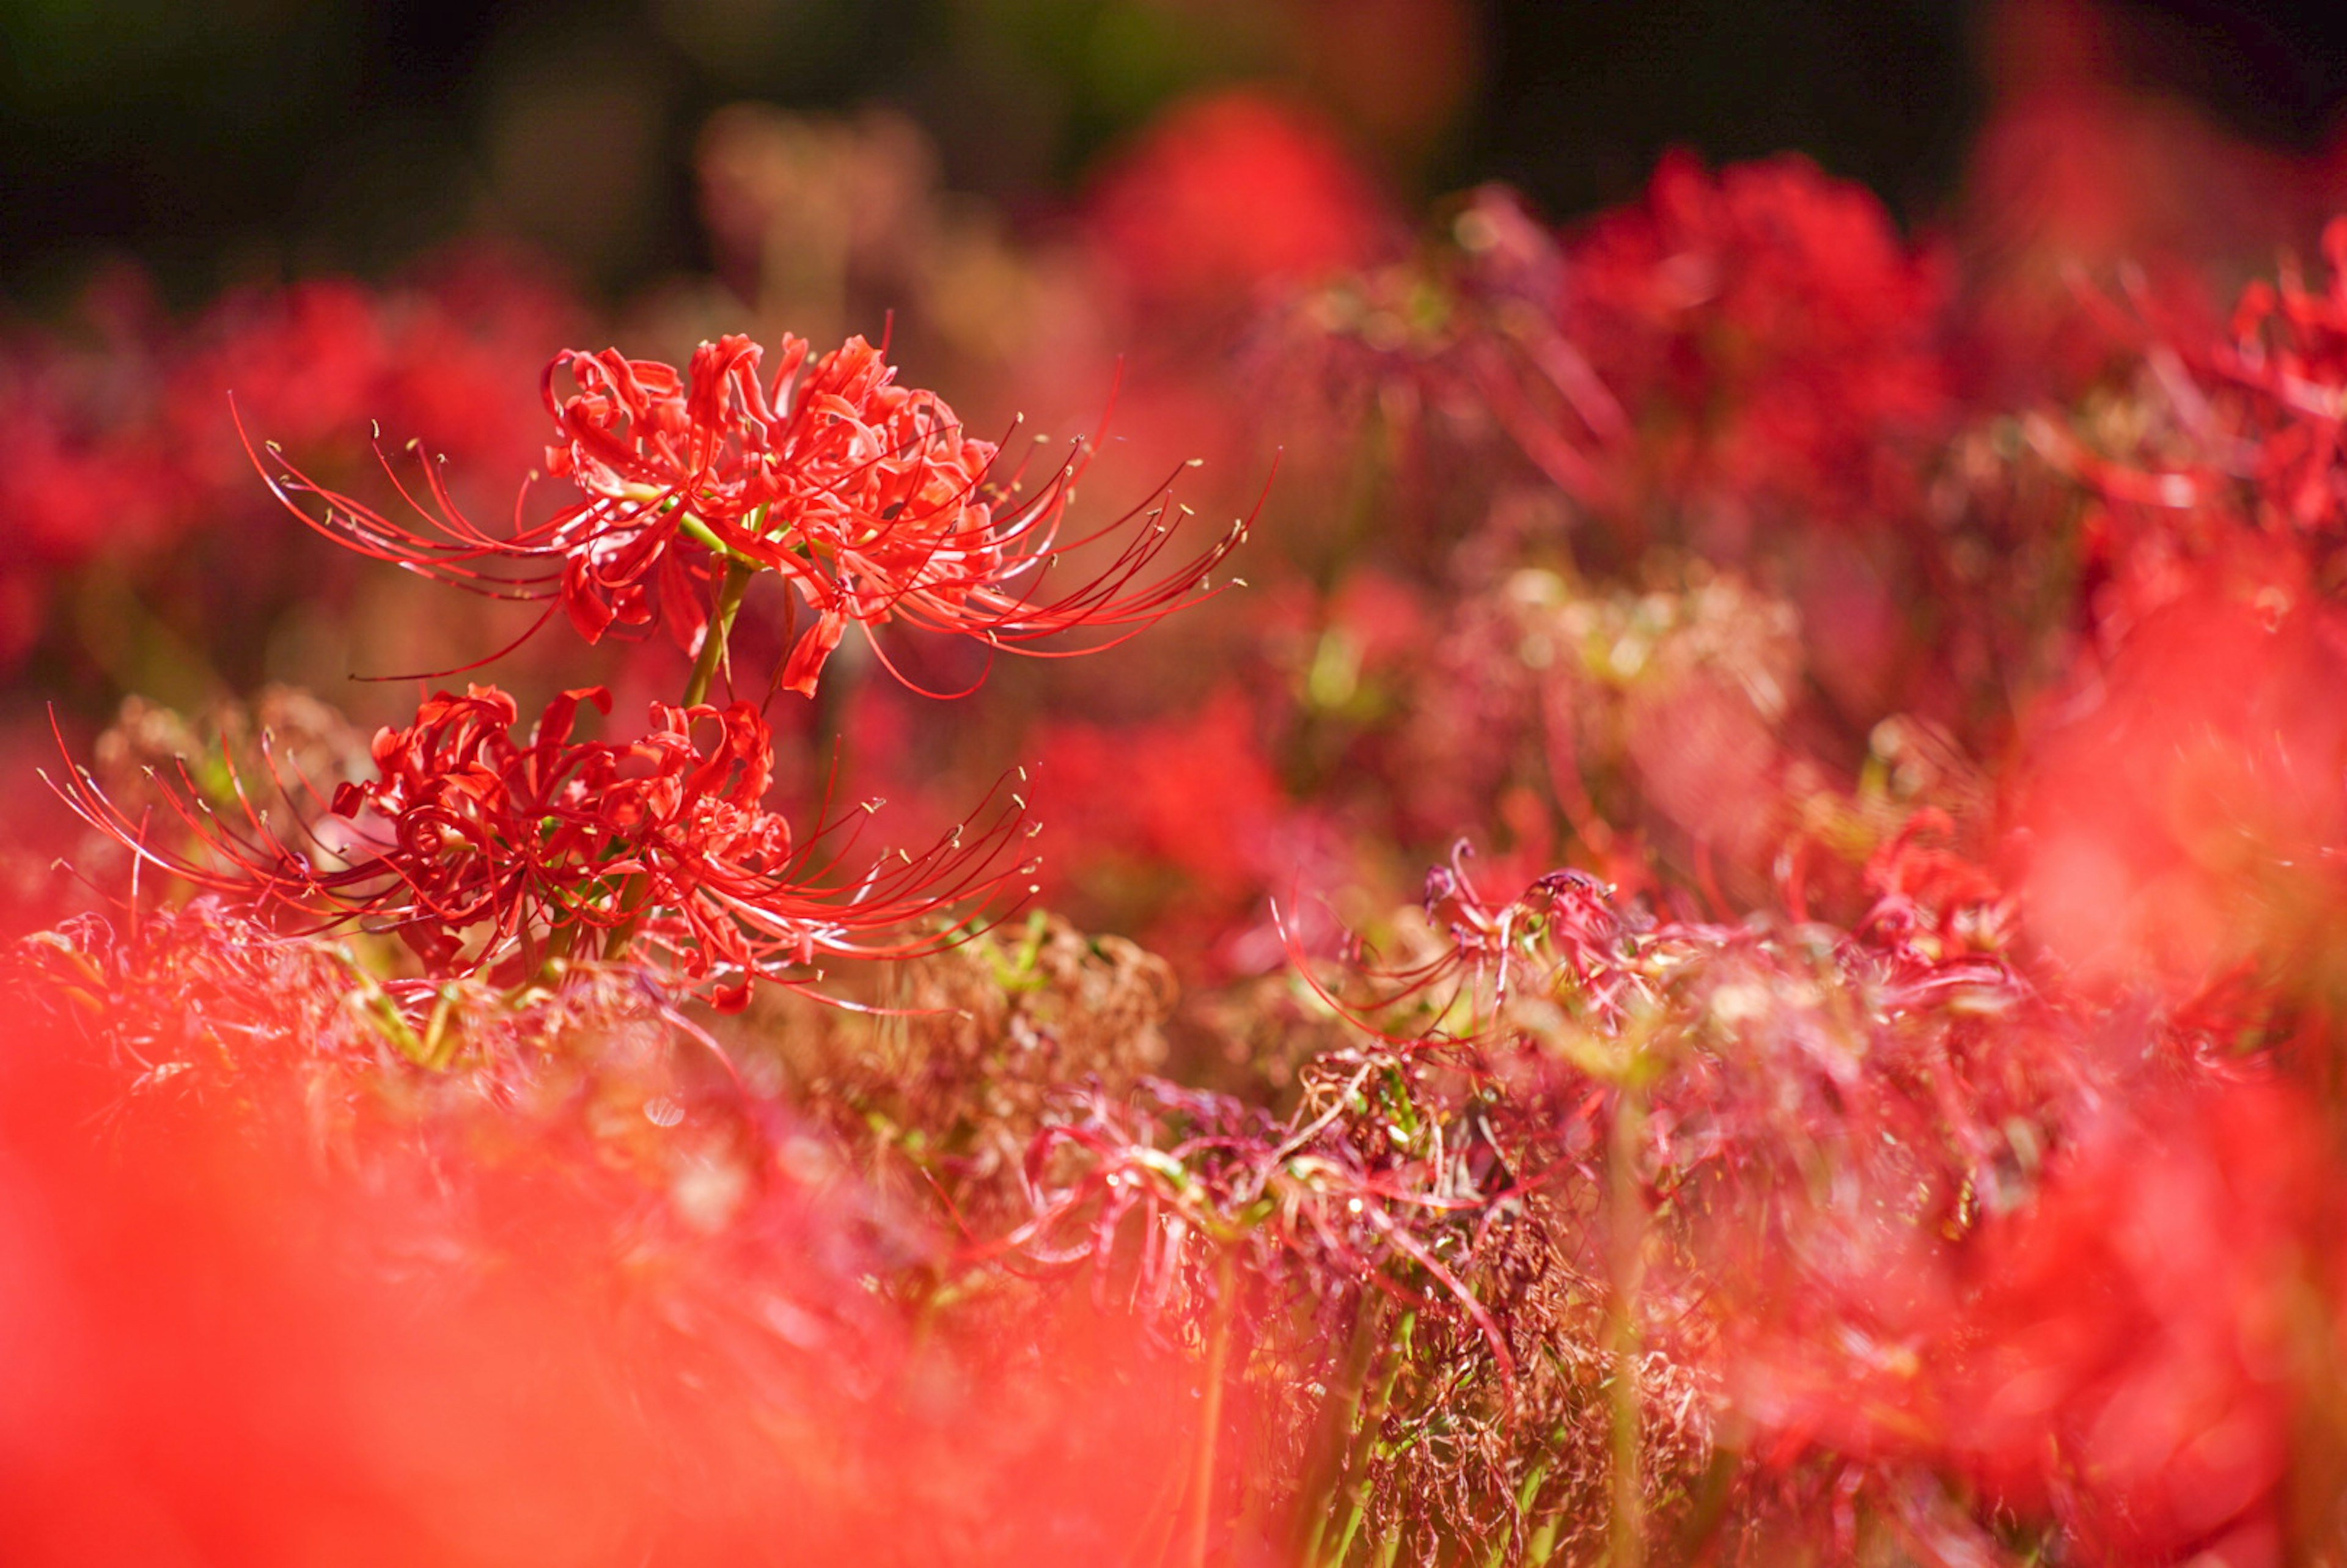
[255,331,1249,695]
[38,112,2347,1563]
[57,331,1229,1006]
[53,686,1030,1007]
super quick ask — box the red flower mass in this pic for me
[262,331,1249,697]
[52,684,1027,1008]
[27,72,2347,1563]
[1085,88,1392,313]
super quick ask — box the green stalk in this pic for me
[682,558,758,707]
[1326,1310,1415,1568]
[601,558,757,962]
[1606,1083,1650,1568]
[1490,1458,1552,1568]
[1294,1296,1386,1567]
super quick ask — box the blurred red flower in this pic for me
[1029,687,1289,961]
[1086,88,1390,315]
[1946,1082,2312,1565]
[1560,151,1958,535]
[2015,592,2347,998]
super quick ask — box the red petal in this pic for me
[562,560,614,644]
[779,612,847,698]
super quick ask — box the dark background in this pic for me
[4,0,2347,307]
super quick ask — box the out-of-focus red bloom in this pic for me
[0,406,187,651]
[1335,155,1955,557]
[1086,89,1390,315]
[1942,1082,2312,1564]
[267,332,1247,696]
[51,684,1026,1008]
[1960,0,2320,400]
[0,917,1203,1566]
[1858,807,2011,965]
[375,246,586,475]
[0,252,568,678]
[2014,593,2347,997]
[1560,152,1956,534]
[2088,217,2347,559]
[2033,214,2347,659]
[171,280,389,474]
[0,323,189,569]
[1028,687,1289,962]
[2216,224,2347,532]
[169,254,573,498]
[2,419,174,566]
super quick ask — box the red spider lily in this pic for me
[2014,591,2347,997]
[252,331,1251,695]
[1343,844,1661,1033]
[49,685,1032,1009]
[1856,808,2012,968]
[2042,216,2347,637]
[2205,220,2347,531]
[1552,152,1957,532]
[1301,157,1954,544]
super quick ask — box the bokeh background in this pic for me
[7,0,1955,305]
[13,0,2347,307]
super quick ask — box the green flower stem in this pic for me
[599,557,759,962]
[675,512,759,566]
[1295,1295,1386,1567]
[682,558,758,707]
[1326,1309,1415,1567]
[1607,1083,1650,1568]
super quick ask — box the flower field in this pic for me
[10,4,2347,1563]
